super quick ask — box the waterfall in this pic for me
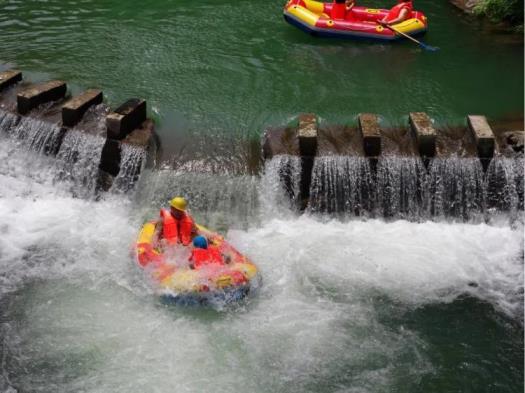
[55,129,105,196]
[2,114,64,154]
[485,156,524,220]
[303,154,523,221]
[110,143,147,193]
[260,155,301,213]
[134,169,261,231]
[1,106,523,222]
[427,157,485,221]
[376,156,428,219]
[308,156,374,216]
[0,109,20,131]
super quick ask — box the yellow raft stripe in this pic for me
[137,221,156,245]
[303,0,325,14]
[391,18,425,34]
[286,5,320,27]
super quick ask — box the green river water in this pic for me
[0,0,523,147]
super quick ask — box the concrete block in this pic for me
[358,113,381,157]
[409,112,436,158]
[0,70,22,91]
[467,115,495,158]
[123,119,155,147]
[99,138,121,177]
[106,98,146,140]
[297,113,317,157]
[17,80,67,115]
[62,89,103,127]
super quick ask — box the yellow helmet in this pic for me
[170,197,187,211]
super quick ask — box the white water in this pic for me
[0,139,523,392]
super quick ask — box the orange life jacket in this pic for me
[385,1,413,22]
[190,246,224,269]
[160,209,194,246]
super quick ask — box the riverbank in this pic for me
[451,0,524,31]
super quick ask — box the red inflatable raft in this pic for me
[283,0,428,40]
[135,221,260,306]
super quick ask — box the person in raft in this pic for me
[156,196,218,248]
[189,236,247,285]
[156,196,198,247]
[189,236,225,270]
[378,0,413,26]
[331,0,354,19]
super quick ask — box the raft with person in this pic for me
[283,0,428,40]
[135,197,260,306]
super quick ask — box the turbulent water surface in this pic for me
[0,128,523,393]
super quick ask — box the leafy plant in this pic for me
[474,0,524,31]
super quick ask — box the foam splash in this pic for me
[0,128,523,393]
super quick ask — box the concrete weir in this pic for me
[263,112,523,215]
[0,67,522,213]
[0,69,156,194]
[98,99,154,191]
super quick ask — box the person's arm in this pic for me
[345,0,354,10]
[380,8,409,25]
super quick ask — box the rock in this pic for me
[504,131,524,152]
[449,0,479,13]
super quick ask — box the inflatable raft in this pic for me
[283,0,427,40]
[135,221,259,306]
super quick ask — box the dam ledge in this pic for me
[0,69,523,218]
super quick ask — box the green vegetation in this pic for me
[474,0,524,31]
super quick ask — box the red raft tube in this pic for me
[283,0,428,40]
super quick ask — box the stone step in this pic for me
[409,112,436,158]
[0,70,22,91]
[17,80,67,115]
[106,98,146,140]
[358,113,381,157]
[467,115,495,158]
[62,89,103,127]
[297,113,317,157]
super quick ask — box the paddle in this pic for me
[384,24,439,51]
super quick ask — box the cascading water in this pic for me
[304,154,523,222]
[427,157,485,221]
[259,155,301,214]
[54,129,105,196]
[0,109,147,196]
[0,109,19,131]
[110,143,147,194]
[133,168,261,231]
[308,156,374,216]
[1,111,64,155]
[486,156,524,219]
[376,156,428,219]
